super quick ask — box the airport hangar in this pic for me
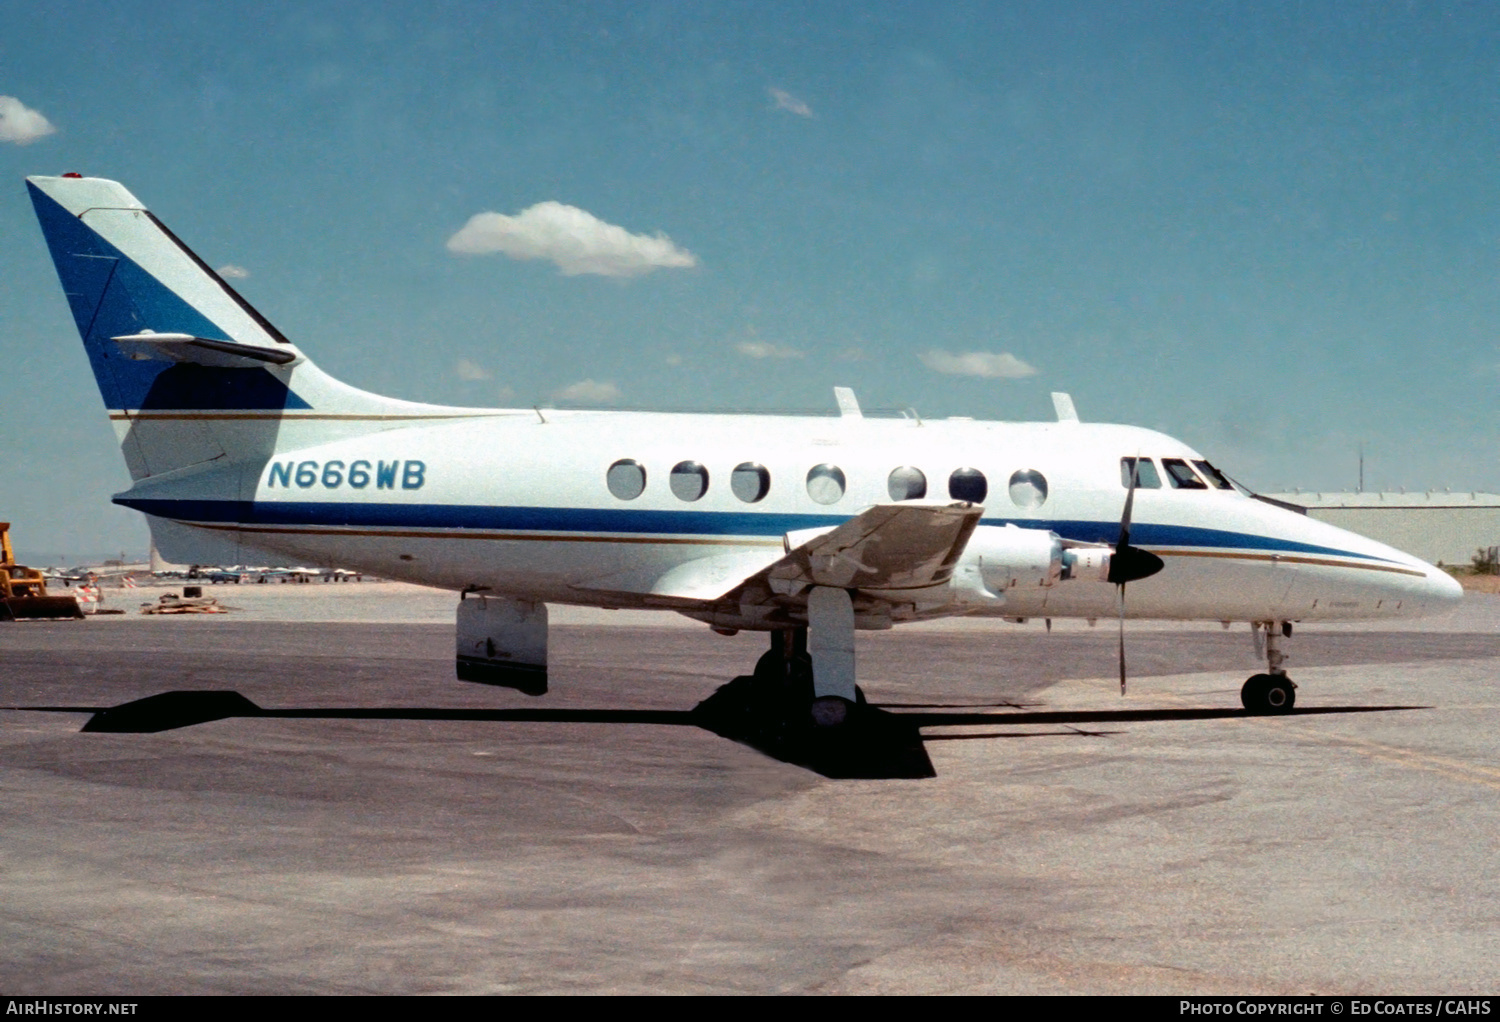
[1264,490,1500,567]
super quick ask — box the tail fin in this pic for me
[27,175,300,412]
[27,175,490,480]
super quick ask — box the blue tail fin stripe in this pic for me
[28,182,308,411]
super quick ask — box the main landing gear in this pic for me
[747,626,866,732]
[1241,620,1297,714]
[714,586,865,732]
[691,587,933,778]
[698,614,865,746]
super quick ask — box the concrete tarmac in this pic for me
[2,591,1499,994]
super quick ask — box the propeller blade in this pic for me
[1118,583,1127,695]
[1118,457,1140,549]
[1112,456,1155,697]
[1108,456,1166,585]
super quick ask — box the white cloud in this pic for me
[554,379,622,403]
[447,201,697,278]
[455,358,490,381]
[217,264,250,280]
[769,88,814,118]
[920,350,1038,379]
[737,340,803,359]
[0,96,56,145]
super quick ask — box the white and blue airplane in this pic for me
[26,174,1463,732]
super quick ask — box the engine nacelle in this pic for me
[951,524,1065,603]
[1060,545,1113,583]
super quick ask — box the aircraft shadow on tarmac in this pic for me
[11,686,1426,781]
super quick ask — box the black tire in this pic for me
[751,647,813,707]
[1263,675,1295,712]
[1241,673,1296,714]
[753,647,785,683]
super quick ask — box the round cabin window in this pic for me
[1008,469,1048,509]
[606,459,646,500]
[669,461,709,502]
[805,464,846,505]
[887,466,927,501]
[948,467,988,504]
[731,462,771,503]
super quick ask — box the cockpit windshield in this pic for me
[1122,456,1243,494]
[1162,458,1208,489]
[1192,460,1235,490]
[1120,457,1162,489]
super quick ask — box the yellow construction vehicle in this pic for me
[1,523,85,621]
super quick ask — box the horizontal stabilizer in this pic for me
[111,332,299,367]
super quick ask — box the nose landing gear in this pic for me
[1241,672,1296,713]
[1242,621,1297,714]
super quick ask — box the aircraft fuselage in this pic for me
[114,410,1461,627]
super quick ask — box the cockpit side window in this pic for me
[1162,458,1208,489]
[1192,460,1234,490]
[1120,457,1162,489]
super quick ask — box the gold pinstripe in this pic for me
[173,521,1425,575]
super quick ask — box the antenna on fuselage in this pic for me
[1051,392,1080,423]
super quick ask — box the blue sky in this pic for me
[2,1,1497,558]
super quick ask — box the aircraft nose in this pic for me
[1385,560,1466,618]
[1420,565,1465,609]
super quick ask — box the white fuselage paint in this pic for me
[26,173,1458,634]
[125,409,1464,627]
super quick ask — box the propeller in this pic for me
[1108,457,1166,695]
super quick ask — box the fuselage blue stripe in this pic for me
[115,497,1403,565]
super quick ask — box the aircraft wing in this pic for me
[570,502,982,610]
[752,501,982,597]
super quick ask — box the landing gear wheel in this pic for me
[1241,673,1296,715]
[753,648,784,683]
[810,696,852,728]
